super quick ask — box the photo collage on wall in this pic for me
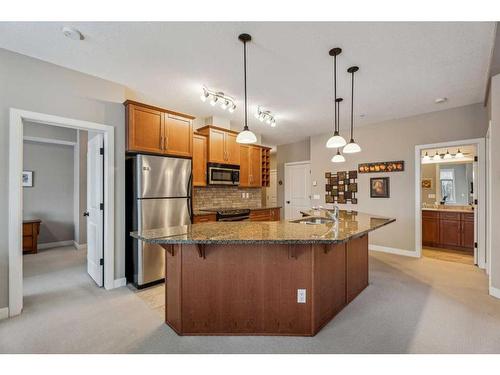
[325,170,358,204]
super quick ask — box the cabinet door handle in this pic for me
[165,136,169,150]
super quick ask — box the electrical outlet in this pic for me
[297,289,306,303]
[241,192,245,198]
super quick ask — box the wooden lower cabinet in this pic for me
[193,213,216,223]
[23,219,41,254]
[422,210,474,251]
[164,236,368,336]
[249,208,280,221]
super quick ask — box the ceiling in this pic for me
[0,22,495,145]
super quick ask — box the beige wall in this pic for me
[276,139,310,218]
[489,74,500,291]
[310,103,488,252]
[0,48,127,310]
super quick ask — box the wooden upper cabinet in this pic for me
[125,100,194,157]
[164,113,193,157]
[239,145,250,187]
[225,132,240,165]
[249,146,262,187]
[198,126,240,165]
[207,128,226,164]
[126,104,164,154]
[192,133,207,187]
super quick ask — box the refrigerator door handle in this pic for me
[188,172,193,224]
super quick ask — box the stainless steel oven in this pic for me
[207,163,240,185]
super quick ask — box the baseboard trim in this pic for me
[369,244,419,258]
[489,286,500,299]
[38,240,75,250]
[0,307,9,320]
[113,278,127,288]
[73,241,87,250]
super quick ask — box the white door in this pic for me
[266,169,277,206]
[284,162,311,220]
[86,131,104,286]
[473,159,478,265]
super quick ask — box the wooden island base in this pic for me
[162,235,368,336]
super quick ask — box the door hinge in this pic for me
[474,199,478,205]
[99,258,104,266]
[99,147,104,155]
[474,242,478,249]
[474,156,478,162]
[100,203,104,210]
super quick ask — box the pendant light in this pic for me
[343,66,361,153]
[326,48,347,148]
[236,33,257,144]
[331,97,346,163]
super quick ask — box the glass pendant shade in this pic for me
[432,152,441,161]
[236,128,257,144]
[343,139,361,153]
[331,150,345,163]
[455,149,464,158]
[326,132,347,148]
[422,152,430,161]
[443,150,452,159]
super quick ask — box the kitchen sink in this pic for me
[290,217,335,225]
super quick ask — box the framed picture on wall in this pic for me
[421,178,433,189]
[22,170,34,187]
[370,177,390,198]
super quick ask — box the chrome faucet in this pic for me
[312,205,339,221]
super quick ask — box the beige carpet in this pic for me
[1,245,500,353]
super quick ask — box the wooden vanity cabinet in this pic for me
[192,133,207,186]
[197,126,240,165]
[422,210,474,251]
[125,100,194,157]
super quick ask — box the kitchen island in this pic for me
[131,210,395,336]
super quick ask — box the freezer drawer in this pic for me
[136,197,191,286]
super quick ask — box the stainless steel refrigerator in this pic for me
[126,154,192,288]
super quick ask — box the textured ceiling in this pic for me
[0,22,495,145]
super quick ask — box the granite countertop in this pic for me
[131,210,395,245]
[421,207,474,213]
[194,206,282,216]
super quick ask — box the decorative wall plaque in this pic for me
[325,170,358,204]
[358,160,404,173]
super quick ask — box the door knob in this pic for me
[286,201,291,204]
[83,211,90,217]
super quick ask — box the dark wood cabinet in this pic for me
[422,210,474,251]
[23,219,41,254]
[125,100,194,157]
[192,133,207,187]
[422,211,440,247]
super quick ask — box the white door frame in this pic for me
[9,108,115,317]
[414,138,486,269]
[284,160,311,220]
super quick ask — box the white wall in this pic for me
[23,140,75,244]
[310,103,488,252]
[0,48,127,309]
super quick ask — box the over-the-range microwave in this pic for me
[207,163,240,185]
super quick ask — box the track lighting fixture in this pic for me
[255,107,277,128]
[200,87,236,112]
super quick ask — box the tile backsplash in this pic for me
[193,186,262,209]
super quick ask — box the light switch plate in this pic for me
[297,289,306,303]
[312,180,317,186]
